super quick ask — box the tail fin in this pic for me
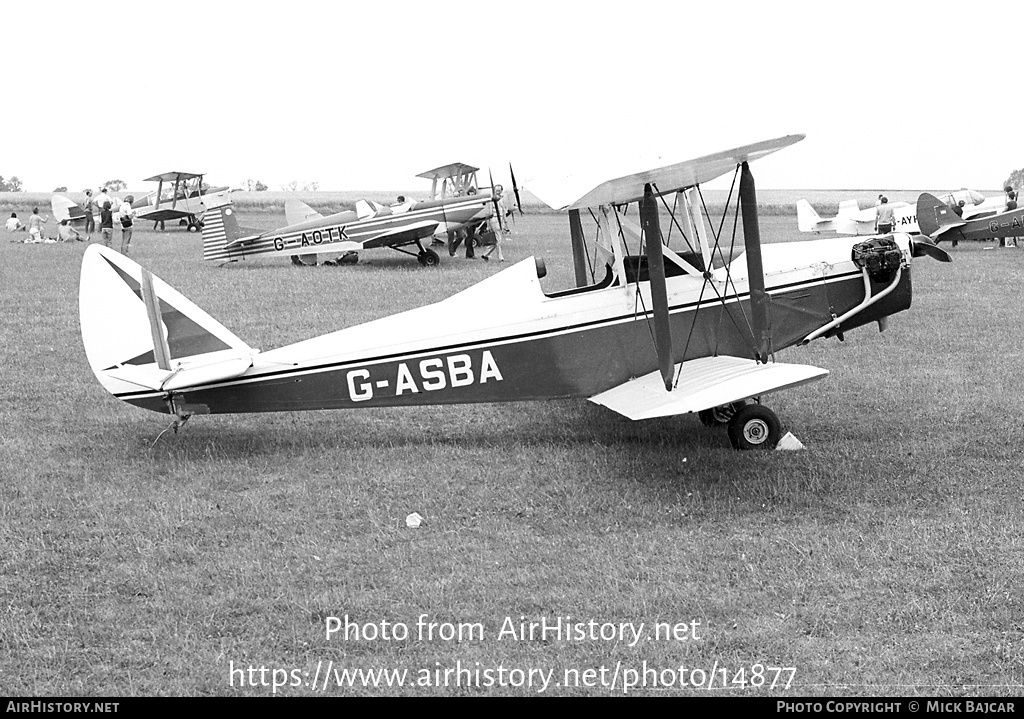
[285,198,324,226]
[80,245,255,408]
[796,199,824,232]
[916,192,964,237]
[201,192,261,261]
[51,194,87,225]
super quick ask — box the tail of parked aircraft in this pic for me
[915,192,965,239]
[201,192,262,262]
[79,244,256,410]
[796,199,825,232]
[51,194,90,226]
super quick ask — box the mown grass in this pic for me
[0,213,1021,696]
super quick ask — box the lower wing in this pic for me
[589,355,828,420]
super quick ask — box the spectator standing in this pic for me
[875,197,895,234]
[83,190,97,234]
[118,196,137,254]
[100,202,114,247]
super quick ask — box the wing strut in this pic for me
[569,209,589,287]
[739,161,771,363]
[640,183,674,391]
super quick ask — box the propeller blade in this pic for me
[509,163,524,216]
[488,167,500,219]
[911,237,953,263]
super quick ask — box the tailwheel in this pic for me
[727,404,782,450]
[418,248,440,267]
[698,399,753,427]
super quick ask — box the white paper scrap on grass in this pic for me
[776,432,806,451]
[406,512,424,528]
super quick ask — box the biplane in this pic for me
[203,163,515,267]
[796,189,1001,236]
[79,135,951,450]
[52,172,229,232]
[917,191,1024,245]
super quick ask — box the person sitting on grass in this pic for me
[56,219,85,242]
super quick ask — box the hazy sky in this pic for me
[4,1,1019,194]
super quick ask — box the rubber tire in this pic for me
[187,223,199,233]
[727,404,782,450]
[419,249,440,267]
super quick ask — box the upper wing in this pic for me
[530,134,805,211]
[285,199,324,226]
[589,355,828,420]
[143,171,203,183]
[416,162,480,180]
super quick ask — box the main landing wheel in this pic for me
[727,404,783,451]
[418,249,440,267]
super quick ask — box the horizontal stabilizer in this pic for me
[589,355,829,421]
[104,353,254,391]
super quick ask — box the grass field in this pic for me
[1,210,1021,696]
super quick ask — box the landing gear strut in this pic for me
[697,399,753,427]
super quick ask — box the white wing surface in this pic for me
[589,355,828,420]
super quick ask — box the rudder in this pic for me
[80,244,254,409]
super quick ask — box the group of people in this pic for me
[445,184,510,262]
[6,208,86,244]
[4,187,139,254]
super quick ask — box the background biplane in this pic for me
[79,135,950,450]
[202,163,518,267]
[52,172,229,232]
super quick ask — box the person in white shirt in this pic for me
[118,196,137,254]
[95,188,114,210]
[6,213,24,232]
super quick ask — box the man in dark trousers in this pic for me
[875,196,895,234]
